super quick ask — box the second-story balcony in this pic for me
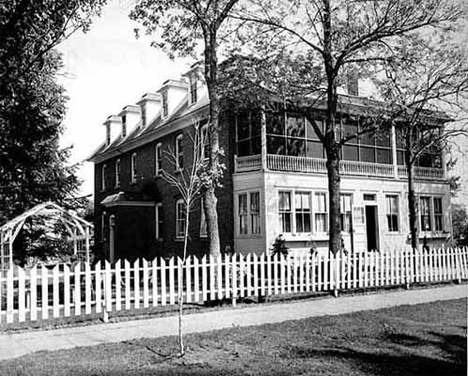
[235,154,445,181]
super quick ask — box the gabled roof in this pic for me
[88,92,210,164]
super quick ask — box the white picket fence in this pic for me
[1,247,467,325]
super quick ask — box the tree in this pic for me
[229,0,466,253]
[0,0,107,97]
[452,203,468,246]
[161,124,208,356]
[130,0,240,257]
[0,51,83,225]
[379,33,468,248]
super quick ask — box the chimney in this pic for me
[119,105,141,138]
[157,79,188,120]
[104,115,122,146]
[182,62,207,106]
[136,93,161,128]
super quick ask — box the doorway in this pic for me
[365,206,379,251]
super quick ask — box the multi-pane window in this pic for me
[155,143,162,176]
[340,194,353,232]
[315,193,328,233]
[115,159,121,188]
[434,197,443,232]
[238,194,248,235]
[162,91,168,118]
[295,192,311,233]
[176,199,186,238]
[236,111,261,157]
[155,203,163,240]
[121,115,127,138]
[386,195,399,232]
[279,191,292,233]
[189,75,197,104]
[420,196,432,231]
[101,164,107,191]
[176,135,184,170]
[250,192,261,234]
[131,153,137,183]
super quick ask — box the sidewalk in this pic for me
[0,284,466,361]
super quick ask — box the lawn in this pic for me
[0,298,466,376]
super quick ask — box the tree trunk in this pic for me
[407,161,419,249]
[203,27,221,257]
[327,147,342,254]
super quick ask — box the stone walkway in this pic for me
[0,284,466,361]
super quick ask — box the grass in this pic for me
[0,298,466,376]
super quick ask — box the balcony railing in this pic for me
[235,154,445,181]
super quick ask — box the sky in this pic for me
[57,0,468,206]
[58,0,191,197]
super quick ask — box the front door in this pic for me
[365,206,379,251]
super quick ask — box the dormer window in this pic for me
[131,152,137,183]
[162,91,168,118]
[122,114,127,138]
[189,74,197,105]
[141,103,147,127]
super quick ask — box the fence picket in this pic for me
[224,254,230,299]
[260,253,266,296]
[30,266,37,321]
[95,262,102,314]
[151,259,158,306]
[280,255,286,294]
[201,256,207,302]
[253,253,259,297]
[246,254,252,297]
[274,253,279,295]
[266,252,272,296]
[160,258,167,306]
[293,253,298,293]
[6,268,14,323]
[134,260,141,309]
[52,265,60,318]
[115,261,122,311]
[73,262,81,316]
[124,260,131,309]
[105,261,112,313]
[311,253,316,292]
[187,256,193,303]
[462,248,468,278]
[231,253,237,301]
[239,254,245,298]
[169,257,175,305]
[18,267,25,322]
[84,262,91,315]
[143,259,149,308]
[194,256,200,303]
[287,255,292,294]
[63,264,70,317]
[217,255,223,300]
[305,252,310,292]
[41,265,49,320]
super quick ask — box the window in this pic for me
[200,199,207,238]
[176,199,186,238]
[101,212,107,241]
[162,91,168,118]
[122,115,127,138]
[238,194,248,235]
[434,197,443,232]
[315,193,328,233]
[386,195,399,232]
[155,143,162,176]
[141,103,147,127]
[131,153,137,183]
[101,164,107,191]
[250,192,261,234]
[115,159,121,188]
[420,196,432,231]
[236,111,261,157]
[176,135,183,170]
[279,191,292,233]
[295,192,311,233]
[340,194,353,232]
[200,124,209,160]
[155,203,163,240]
[189,74,197,104]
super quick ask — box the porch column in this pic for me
[261,108,268,171]
[85,226,90,263]
[391,125,398,179]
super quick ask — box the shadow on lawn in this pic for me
[289,330,467,376]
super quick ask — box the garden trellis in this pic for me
[0,202,93,270]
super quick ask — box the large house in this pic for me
[89,64,451,262]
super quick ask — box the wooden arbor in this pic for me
[0,202,93,270]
